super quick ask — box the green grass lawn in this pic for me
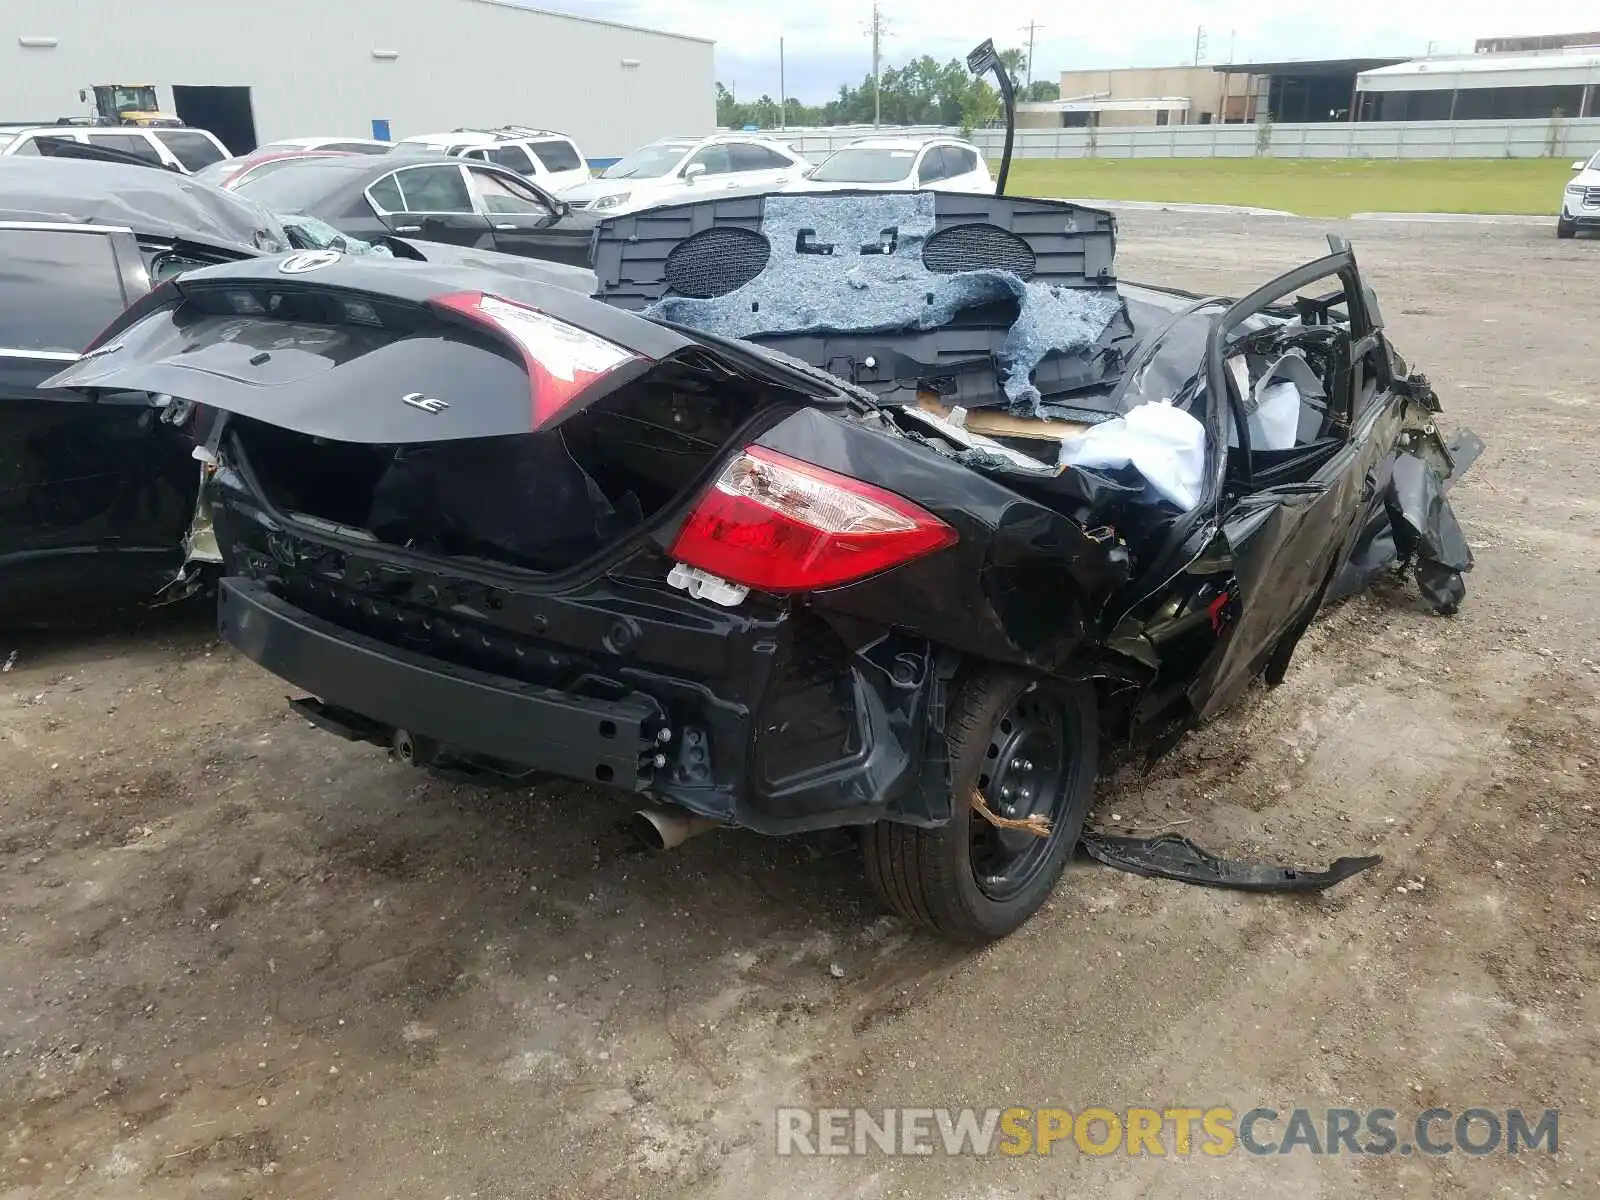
[1001,158,1574,218]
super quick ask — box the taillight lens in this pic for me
[669,446,956,592]
[430,291,641,428]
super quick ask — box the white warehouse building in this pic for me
[2,0,714,160]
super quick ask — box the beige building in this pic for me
[1018,65,1259,128]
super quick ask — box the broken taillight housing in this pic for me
[668,446,957,592]
[429,291,641,428]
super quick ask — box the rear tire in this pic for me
[1557,217,1577,239]
[862,671,1097,943]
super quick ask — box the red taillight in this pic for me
[430,291,642,429]
[668,446,956,592]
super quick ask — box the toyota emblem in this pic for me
[277,249,343,274]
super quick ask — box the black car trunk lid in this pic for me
[41,253,854,577]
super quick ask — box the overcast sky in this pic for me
[529,0,1600,101]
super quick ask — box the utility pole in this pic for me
[779,35,786,129]
[1193,25,1207,66]
[1023,20,1045,88]
[870,2,884,127]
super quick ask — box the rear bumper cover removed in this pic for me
[218,578,663,789]
[216,576,948,833]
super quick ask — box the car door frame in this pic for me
[459,162,585,265]
[363,162,495,248]
[1181,235,1393,718]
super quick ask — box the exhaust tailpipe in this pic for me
[632,806,721,851]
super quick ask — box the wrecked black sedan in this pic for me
[230,154,599,268]
[43,187,1478,942]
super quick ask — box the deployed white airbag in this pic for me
[1058,400,1207,512]
[1226,350,1324,452]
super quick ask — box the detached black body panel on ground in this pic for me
[1080,832,1383,893]
[42,189,1482,940]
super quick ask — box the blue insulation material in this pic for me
[643,192,1123,410]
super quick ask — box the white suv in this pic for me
[391,127,590,193]
[562,134,811,216]
[1559,149,1600,239]
[0,124,229,173]
[790,137,994,194]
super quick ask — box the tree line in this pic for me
[716,47,1061,132]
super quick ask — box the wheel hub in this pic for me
[970,690,1072,901]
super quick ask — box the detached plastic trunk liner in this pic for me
[590,190,1130,415]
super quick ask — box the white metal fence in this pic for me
[777,117,1600,161]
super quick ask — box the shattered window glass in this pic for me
[278,213,393,256]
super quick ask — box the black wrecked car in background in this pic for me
[0,154,599,619]
[0,158,285,618]
[42,175,1480,941]
[229,154,599,267]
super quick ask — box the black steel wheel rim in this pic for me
[969,687,1077,902]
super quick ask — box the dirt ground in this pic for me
[2,214,1597,1200]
